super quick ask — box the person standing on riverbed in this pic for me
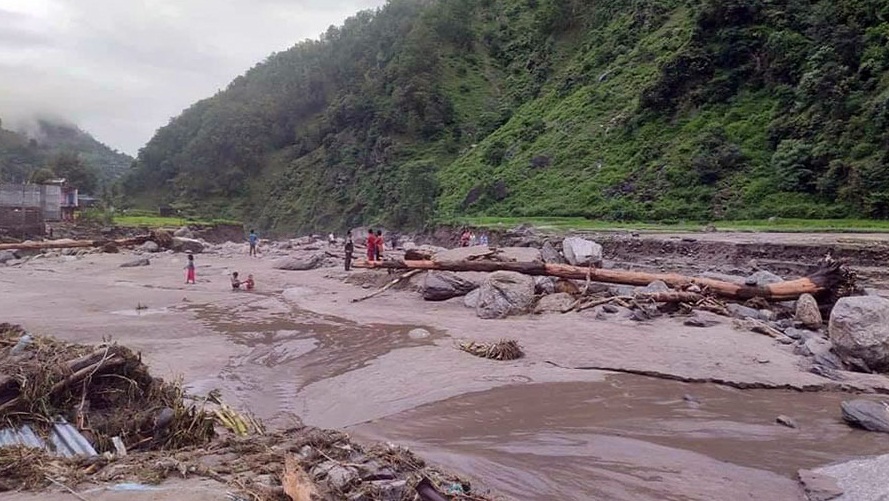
[366,229,377,262]
[344,236,354,271]
[185,254,196,284]
[375,230,384,261]
[248,229,259,257]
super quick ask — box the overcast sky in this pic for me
[0,0,386,155]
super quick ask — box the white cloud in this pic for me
[0,0,387,155]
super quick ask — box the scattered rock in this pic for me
[463,289,481,309]
[602,304,620,314]
[423,271,478,301]
[638,280,670,294]
[608,285,636,297]
[798,469,843,501]
[476,271,535,319]
[138,241,160,253]
[534,293,574,314]
[404,244,447,261]
[534,276,556,295]
[102,242,120,253]
[540,241,565,264]
[796,294,823,329]
[120,258,150,268]
[841,400,889,433]
[776,415,798,429]
[829,296,889,372]
[727,303,768,321]
[745,270,784,287]
[368,479,406,500]
[684,311,724,328]
[274,255,323,271]
[408,328,431,340]
[0,250,18,264]
[173,226,194,239]
[170,237,205,254]
[784,328,809,340]
[561,236,603,267]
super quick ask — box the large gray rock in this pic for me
[829,296,889,371]
[463,288,481,309]
[561,237,603,267]
[541,241,565,264]
[798,469,843,501]
[138,240,160,253]
[120,258,150,268]
[273,254,323,271]
[173,226,194,239]
[841,400,889,433]
[534,276,556,295]
[727,303,768,321]
[0,250,18,264]
[796,293,823,329]
[170,237,205,254]
[745,270,784,287]
[534,293,574,314]
[476,271,535,319]
[422,271,477,301]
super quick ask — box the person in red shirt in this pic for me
[366,229,377,261]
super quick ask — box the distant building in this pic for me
[0,182,61,236]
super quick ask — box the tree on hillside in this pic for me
[29,168,55,184]
[50,152,99,193]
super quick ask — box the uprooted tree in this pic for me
[354,256,850,302]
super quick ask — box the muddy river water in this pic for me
[183,300,889,500]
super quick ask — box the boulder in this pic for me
[463,288,481,309]
[476,271,535,319]
[173,226,194,239]
[798,470,843,501]
[120,258,150,268]
[795,294,823,329]
[745,270,784,287]
[637,280,670,294]
[404,244,448,261]
[311,461,359,490]
[422,271,477,301]
[534,293,574,314]
[273,254,323,271]
[138,241,160,253]
[561,237,603,267]
[0,250,17,264]
[727,303,767,321]
[534,276,556,295]
[170,237,205,254]
[841,400,889,433]
[829,296,889,371]
[541,241,565,264]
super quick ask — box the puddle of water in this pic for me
[110,307,170,316]
[351,376,889,501]
[182,301,444,428]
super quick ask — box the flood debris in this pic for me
[459,340,524,361]
[0,324,498,500]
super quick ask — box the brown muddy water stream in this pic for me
[182,301,889,500]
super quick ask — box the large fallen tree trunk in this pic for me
[354,258,845,301]
[0,235,154,252]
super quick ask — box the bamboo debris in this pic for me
[355,257,845,301]
[458,340,524,361]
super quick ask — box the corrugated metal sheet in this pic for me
[0,418,97,457]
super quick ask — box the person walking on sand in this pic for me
[185,254,196,284]
[248,229,259,257]
[366,229,377,262]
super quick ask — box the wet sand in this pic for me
[2,243,889,499]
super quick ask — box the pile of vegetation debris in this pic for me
[0,324,497,500]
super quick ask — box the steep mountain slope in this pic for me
[124,0,889,231]
[0,117,133,186]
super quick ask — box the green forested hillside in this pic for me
[123,0,889,232]
[0,118,133,190]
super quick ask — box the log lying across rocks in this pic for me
[354,258,846,301]
[0,235,156,252]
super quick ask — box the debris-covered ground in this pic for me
[0,325,497,500]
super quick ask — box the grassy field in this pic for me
[113,215,240,228]
[456,217,889,233]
